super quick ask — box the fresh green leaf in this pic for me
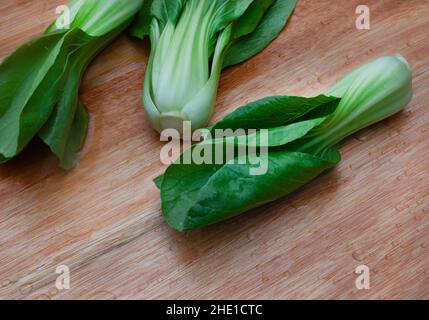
[161,147,340,231]
[129,0,155,39]
[232,0,274,40]
[209,95,339,132]
[206,117,327,147]
[0,32,67,158]
[151,0,188,29]
[39,29,120,168]
[224,0,297,67]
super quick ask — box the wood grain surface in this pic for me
[0,0,428,300]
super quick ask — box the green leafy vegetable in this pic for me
[129,0,297,133]
[156,55,413,231]
[0,0,143,169]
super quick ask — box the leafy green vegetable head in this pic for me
[130,0,297,133]
[144,0,238,133]
[155,55,413,231]
[0,0,143,169]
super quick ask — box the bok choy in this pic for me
[130,0,297,133]
[155,55,413,231]
[0,0,143,169]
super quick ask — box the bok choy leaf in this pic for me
[0,0,143,169]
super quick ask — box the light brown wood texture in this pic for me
[0,0,428,300]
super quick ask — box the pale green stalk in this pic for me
[300,55,412,154]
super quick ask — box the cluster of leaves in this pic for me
[0,0,143,168]
[0,3,413,234]
[156,95,342,231]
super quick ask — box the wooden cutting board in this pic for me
[0,0,427,300]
